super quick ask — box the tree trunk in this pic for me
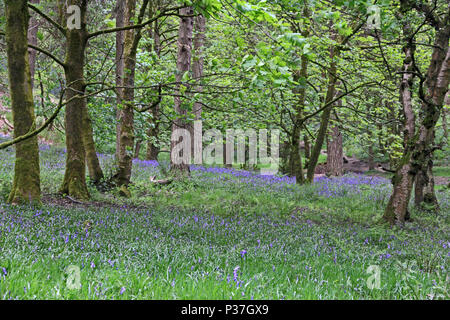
[368,145,375,170]
[170,6,194,175]
[146,102,160,161]
[288,60,307,184]
[304,134,310,160]
[146,17,161,161]
[326,110,343,176]
[82,103,104,184]
[414,159,438,210]
[27,0,40,89]
[134,139,142,159]
[287,4,309,184]
[306,45,338,182]
[116,0,148,187]
[190,13,206,157]
[60,0,89,201]
[115,0,125,162]
[383,6,450,224]
[5,0,41,204]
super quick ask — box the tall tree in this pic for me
[190,13,206,158]
[306,36,339,182]
[116,0,149,189]
[5,0,41,204]
[287,4,309,184]
[383,0,450,224]
[170,6,194,175]
[146,5,162,161]
[59,0,90,200]
[115,0,125,162]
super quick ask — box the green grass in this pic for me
[0,144,449,300]
[433,166,450,177]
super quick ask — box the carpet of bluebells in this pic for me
[0,138,449,299]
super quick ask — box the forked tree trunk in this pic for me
[171,6,194,175]
[382,9,416,224]
[60,0,89,200]
[383,10,449,224]
[5,0,41,204]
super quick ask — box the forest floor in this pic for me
[0,142,449,299]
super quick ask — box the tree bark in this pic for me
[287,4,309,184]
[146,11,161,161]
[368,144,375,170]
[383,3,450,224]
[82,103,104,184]
[116,0,149,187]
[190,13,206,157]
[288,59,307,184]
[306,43,338,182]
[414,158,438,209]
[5,0,41,204]
[326,109,343,176]
[27,0,40,89]
[146,102,160,161]
[304,134,310,160]
[134,139,142,159]
[60,0,89,200]
[115,0,125,162]
[170,6,194,175]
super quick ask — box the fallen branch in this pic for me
[65,195,86,205]
[149,176,173,185]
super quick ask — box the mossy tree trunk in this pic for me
[382,6,418,224]
[81,103,104,184]
[383,2,449,224]
[5,0,41,204]
[414,158,438,209]
[116,0,149,188]
[60,0,89,200]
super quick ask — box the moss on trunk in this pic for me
[5,0,41,204]
[59,0,89,201]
